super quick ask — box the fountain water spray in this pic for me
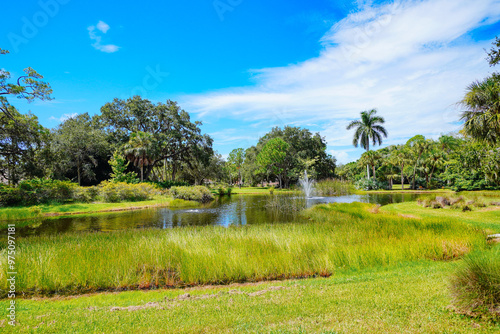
[299,170,315,198]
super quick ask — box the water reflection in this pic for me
[11,193,421,237]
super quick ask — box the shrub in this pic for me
[98,182,158,203]
[0,178,77,206]
[151,180,190,189]
[72,186,99,203]
[269,186,275,195]
[355,178,388,191]
[451,247,500,319]
[170,186,214,203]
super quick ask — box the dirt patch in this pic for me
[108,286,291,312]
[398,214,421,219]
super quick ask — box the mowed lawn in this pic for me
[1,261,498,333]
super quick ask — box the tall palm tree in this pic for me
[460,75,500,144]
[124,131,154,182]
[346,109,388,179]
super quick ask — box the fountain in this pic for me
[299,170,315,198]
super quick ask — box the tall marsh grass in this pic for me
[314,179,352,196]
[0,203,486,296]
[451,246,500,319]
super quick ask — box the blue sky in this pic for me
[2,0,500,164]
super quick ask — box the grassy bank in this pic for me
[0,196,197,222]
[381,201,500,232]
[0,202,487,297]
[1,261,498,333]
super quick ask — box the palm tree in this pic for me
[346,109,388,179]
[359,150,382,180]
[460,75,500,144]
[389,145,410,190]
[124,132,154,182]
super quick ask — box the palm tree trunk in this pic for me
[401,163,404,190]
[367,165,370,180]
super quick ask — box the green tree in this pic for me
[359,150,382,180]
[124,132,155,182]
[257,138,290,188]
[389,145,410,190]
[108,151,138,183]
[0,107,50,185]
[459,75,500,144]
[0,48,52,119]
[346,109,388,179]
[228,148,245,188]
[405,135,428,190]
[98,96,212,180]
[53,113,108,186]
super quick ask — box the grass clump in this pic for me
[170,186,214,203]
[0,202,486,297]
[451,246,500,320]
[315,179,352,196]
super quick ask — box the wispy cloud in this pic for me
[88,21,120,53]
[183,0,500,163]
[49,113,78,123]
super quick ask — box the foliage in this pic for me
[170,186,214,203]
[0,108,50,185]
[257,138,289,188]
[355,178,387,191]
[451,247,500,320]
[151,180,190,189]
[98,96,213,181]
[123,131,155,182]
[97,181,158,203]
[0,48,52,119]
[346,109,388,152]
[108,150,139,184]
[72,186,100,203]
[0,178,77,206]
[460,75,500,144]
[52,113,109,185]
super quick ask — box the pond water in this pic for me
[12,193,422,237]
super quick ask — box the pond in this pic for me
[12,193,423,237]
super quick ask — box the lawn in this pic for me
[1,261,498,333]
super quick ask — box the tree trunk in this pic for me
[239,169,241,189]
[372,165,376,179]
[77,159,81,186]
[401,164,404,190]
[367,164,370,180]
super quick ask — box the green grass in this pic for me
[0,196,197,222]
[0,202,487,297]
[451,245,500,319]
[1,261,499,333]
[381,201,500,232]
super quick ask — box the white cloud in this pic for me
[182,0,500,162]
[88,21,120,53]
[96,20,110,33]
[49,113,78,123]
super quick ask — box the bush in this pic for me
[72,186,99,203]
[355,178,388,191]
[151,180,190,189]
[269,186,275,195]
[170,186,214,203]
[451,247,500,319]
[98,182,159,203]
[0,178,77,206]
